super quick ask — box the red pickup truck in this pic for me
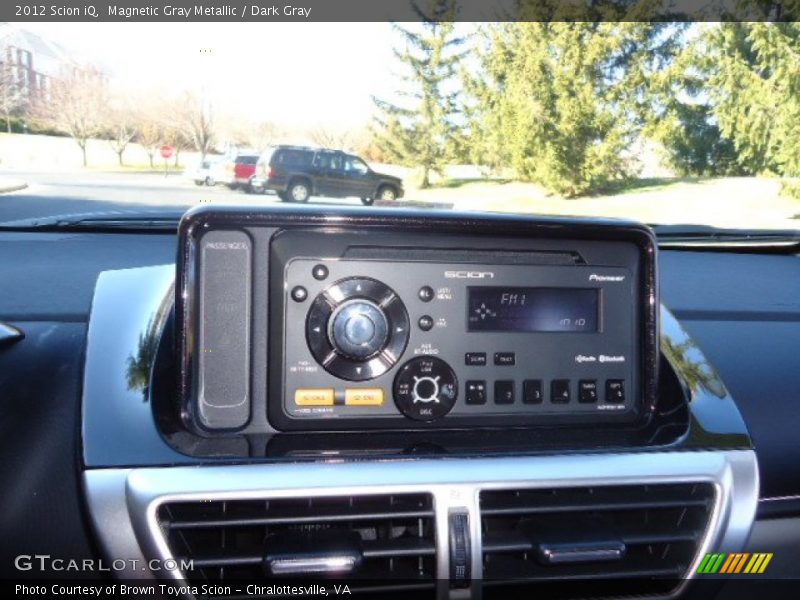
[226,154,259,192]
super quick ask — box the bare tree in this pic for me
[42,67,107,166]
[175,91,215,159]
[0,65,26,133]
[225,119,280,152]
[105,101,138,166]
[308,124,352,150]
[136,117,164,168]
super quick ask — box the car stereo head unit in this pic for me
[177,206,658,434]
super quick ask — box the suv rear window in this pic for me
[274,149,314,168]
[235,155,258,165]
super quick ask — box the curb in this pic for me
[0,180,28,194]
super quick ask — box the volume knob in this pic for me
[329,299,389,360]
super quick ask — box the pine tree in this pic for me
[372,1,466,188]
[465,22,682,197]
[645,29,745,177]
[699,23,800,177]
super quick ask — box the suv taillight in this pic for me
[267,169,274,179]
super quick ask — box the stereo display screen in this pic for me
[467,287,599,333]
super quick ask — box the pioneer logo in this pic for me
[444,270,495,279]
[589,273,625,282]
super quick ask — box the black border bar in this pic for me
[3,1,799,23]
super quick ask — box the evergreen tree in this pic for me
[372,1,466,188]
[699,23,800,177]
[645,32,746,177]
[465,22,684,197]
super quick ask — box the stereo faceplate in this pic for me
[270,229,647,431]
[176,207,659,435]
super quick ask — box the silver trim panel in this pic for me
[84,449,758,599]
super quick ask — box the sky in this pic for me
[19,22,400,130]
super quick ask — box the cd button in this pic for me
[295,388,335,406]
[551,379,571,403]
[523,379,543,404]
[345,388,384,406]
[579,380,598,403]
[465,380,487,405]
[606,379,625,403]
[465,352,487,366]
[494,380,514,404]
[494,352,515,366]
[418,315,434,331]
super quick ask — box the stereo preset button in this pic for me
[465,381,487,405]
[418,315,434,331]
[523,380,543,404]
[465,352,487,366]
[312,264,329,280]
[494,352,516,366]
[295,388,335,406]
[551,380,571,403]
[579,380,598,403]
[345,388,384,406]
[418,286,435,302]
[494,380,514,404]
[606,379,625,403]
[290,285,308,302]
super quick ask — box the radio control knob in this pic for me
[329,299,389,360]
[394,357,458,421]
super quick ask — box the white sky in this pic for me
[19,22,399,130]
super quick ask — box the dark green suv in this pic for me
[252,145,404,205]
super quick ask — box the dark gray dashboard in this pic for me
[0,232,797,495]
[0,226,797,584]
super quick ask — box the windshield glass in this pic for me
[0,15,798,231]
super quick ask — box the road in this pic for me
[0,170,364,223]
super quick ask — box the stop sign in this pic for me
[159,145,174,159]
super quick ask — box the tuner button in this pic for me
[306,295,334,364]
[329,299,389,361]
[394,357,458,421]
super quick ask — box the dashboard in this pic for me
[0,205,798,598]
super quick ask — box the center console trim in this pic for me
[84,448,759,599]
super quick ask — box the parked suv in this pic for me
[252,146,404,205]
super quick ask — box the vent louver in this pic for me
[158,493,436,597]
[480,482,715,598]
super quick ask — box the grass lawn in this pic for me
[407,176,800,229]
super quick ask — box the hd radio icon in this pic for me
[697,552,773,575]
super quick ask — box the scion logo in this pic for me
[589,273,625,282]
[696,552,773,574]
[444,271,495,279]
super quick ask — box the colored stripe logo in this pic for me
[697,552,773,574]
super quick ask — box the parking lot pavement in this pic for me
[0,170,364,223]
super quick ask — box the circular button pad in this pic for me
[329,299,389,360]
[394,356,458,421]
[306,277,410,381]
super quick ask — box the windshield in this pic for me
[0,15,798,231]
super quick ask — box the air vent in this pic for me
[158,493,436,597]
[480,482,715,598]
